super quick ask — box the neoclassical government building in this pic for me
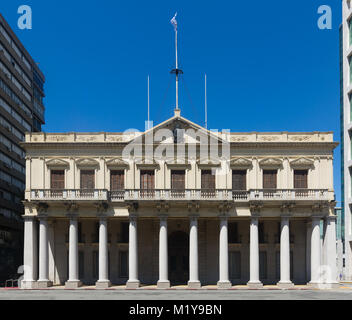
[21,111,339,289]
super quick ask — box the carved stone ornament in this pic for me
[258,135,280,142]
[259,158,283,168]
[288,135,312,142]
[46,158,69,168]
[230,157,252,169]
[231,136,248,142]
[76,158,99,167]
[290,157,314,169]
[106,158,129,169]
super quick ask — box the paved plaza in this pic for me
[1,284,352,300]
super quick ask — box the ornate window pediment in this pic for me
[106,158,129,169]
[46,158,69,168]
[230,157,252,169]
[259,158,283,169]
[197,158,221,169]
[135,158,160,169]
[76,158,99,168]
[290,157,314,169]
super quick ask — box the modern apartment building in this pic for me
[0,14,45,283]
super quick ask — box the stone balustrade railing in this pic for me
[29,189,330,202]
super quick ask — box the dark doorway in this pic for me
[168,231,189,285]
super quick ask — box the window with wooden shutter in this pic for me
[294,170,308,189]
[171,170,185,197]
[263,170,277,189]
[201,170,215,197]
[80,170,95,189]
[140,170,155,197]
[51,170,64,189]
[110,170,124,190]
[232,170,246,190]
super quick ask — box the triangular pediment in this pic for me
[230,157,252,169]
[290,157,314,168]
[76,158,99,167]
[136,114,228,145]
[106,158,129,168]
[46,158,69,168]
[259,158,283,168]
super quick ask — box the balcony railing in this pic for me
[30,188,330,202]
[31,189,108,201]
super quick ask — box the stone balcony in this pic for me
[28,188,331,203]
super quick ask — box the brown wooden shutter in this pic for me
[140,170,155,190]
[80,170,95,189]
[232,170,247,190]
[51,170,64,189]
[294,170,308,189]
[201,170,215,190]
[263,170,277,189]
[110,170,125,190]
[171,170,185,190]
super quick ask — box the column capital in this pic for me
[64,201,79,214]
[97,214,108,221]
[189,214,199,221]
[37,214,49,220]
[66,213,79,220]
[129,213,138,221]
[218,214,229,220]
[36,202,49,215]
[22,215,37,222]
[94,201,109,215]
[325,215,337,222]
[311,214,324,220]
[158,214,168,221]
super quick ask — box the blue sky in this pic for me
[1,0,343,204]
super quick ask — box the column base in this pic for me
[126,280,140,289]
[95,280,111,289]
[65,280,82,289]
[188,280,201,289]
[157,280,171,289]
[217,280,232,289]
[21,280,38,289]
[277,281,294,289]
[247,281,263,289]
[37,280,53,289]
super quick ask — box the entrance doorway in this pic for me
[168,231,189,285]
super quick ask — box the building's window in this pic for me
[79,251,84,279]
[92,222,99,243]
[50,170,64,189]
[110,170,124,190]
[140,170,155,197]
[229,251,241,279]
[80,170,95,189]
[232,170,246,190]
[78,222,84,243]
[294,170,308,189]
[201,170,215,190]
[263,170,277,189]
[228,222,239,243]
[171,170,185,190]
[120,222,129,243]
[119,251,128,278]
[259,251,267,280]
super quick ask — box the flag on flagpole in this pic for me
[170,12,177,31]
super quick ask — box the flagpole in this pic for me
[205,73,207,129]
[175,29,179,111]
[148,75,150,128]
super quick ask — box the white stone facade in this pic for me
[21,113,338,289]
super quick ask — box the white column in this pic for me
[65,216,82,288]
[277,216,294,289]
[247,217,263,288]
[324,216,339,288]
[188,215,201,288]
[157,215,170,289]
[21,216,38,289]
[126,214,140,288]
[308,216,322,287]
[96,217,111,288]
[37,217,52,288]
[217,216,232,289]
